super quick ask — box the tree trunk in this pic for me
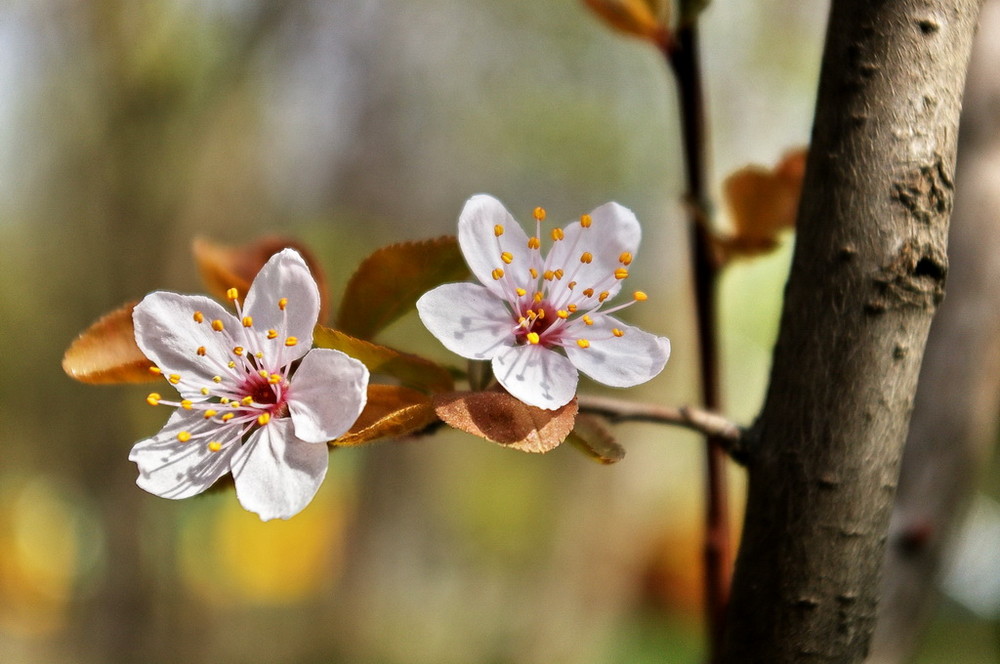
[720,1,982,662]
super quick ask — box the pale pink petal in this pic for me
[417,283,516,360]
[492,343,579,410]
[243,249,320,366]
[133,292,242,400]
[564,317,670,387]
[457,194,534,300]
[129,410,239,500]
[287,349,369,443]
[230,418,329,521]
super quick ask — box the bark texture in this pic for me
[720,1,981,662]
[869,1,1000,659]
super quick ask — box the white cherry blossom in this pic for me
[130,249,369,521]
[417,194,670,410]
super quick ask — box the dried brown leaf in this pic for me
[335,385,438,446]
[193,236,330,323]
[433,391,578,454]
[337,236,468,340]
[62,301,157,384]
[566,413,626,464]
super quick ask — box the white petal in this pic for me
[544,202,641,309]
[564,317,670,387]
[457,194,534,300]
[129,410,239,500]
[133,292,242,400]
[417,283,516,360]
[492,344,578,410]
[243,249,321,365]
[231,418,329,521]
[287,349,369,443]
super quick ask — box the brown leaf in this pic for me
[335,385,438,446]
[720,147,807,260]
[193,236,331,323]
[337,236,469,340]
[582,0,667,42]
[62,301,158,384]
[566,413,626,464]
[433,391,578,454]
[313,325,454,394]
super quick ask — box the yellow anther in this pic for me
[494,224,505,237]
[257,412,271,426]
[529,268,539,279]
[580,252,593,264]
[241,396,254,406]
[259,369,269,378]
[233,346,244,356]
[200,387,210,396]
[213,376,222,383]
[537,309,546,320]
[221,412,235,422]
[491,268,505,280]
[554,269,564,280]
[500,251,513,264]
[633,290,648,301]
[220,398,230,404]
[568,304,578,312]
[177,431,192,443]
[268,374,282,384]
[580,214,592,228]
[516,288,527,297]
[204,409,218,419]
[599,291,610,302]
[148,366,161,375]
[543,270,554,281]
[193,311,205,323]
[226,287,239,301]
[267,329,278,339]
[211,319,224,332]
[583,288,595,298]
[168,374,181,385]
[181,399,193,410]
[518,316,527,324]
[533,206,546,221]
[613,328,625,337]
[284,336,298,347]
[278,298,288,310]
[567,281,577,290]
[551,227,564,241]
[614,268,629,280]
[557,310,569,319]
[227,361,236,368]
[583,315,594,326]
[207,441,222,453]
[528,236,541,250]
[577,338,591,348]
[619,251,633,265]
[526,332,540,345]
[533,291,544,303]
[196,346,206,356]
[146,393,161,406]
[255,352,264,359]
[242,316,253,327]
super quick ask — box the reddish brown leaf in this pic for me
[313,325,454,394]
[62,301,158,384]
[720,147,807,260]
[566,413,626,464]
[193,236,331,323]
[336,236,468,340]
[335,384,438,446]
[433,391,578,454]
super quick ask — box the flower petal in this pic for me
[133,292,241,400]
[416,282,516,360]
[492,343,579,410]
[287,349,369,443]
[230,418,329,521]
[564,316,670,387]
[129,410,239,500]
[457,194,533,300]
[544,202,641,309]
[243,249,321,365]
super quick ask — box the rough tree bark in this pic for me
[720,1,982,662]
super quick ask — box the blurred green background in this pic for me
[1,1,996,663]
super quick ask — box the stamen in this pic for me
[568,304,578,312]
[193,311,205,323]
[577,339,590,348]
[537,309,546,320]
[258,369,269,378]
[633,291,648,301]
[613,328,625,337]
[583,288,595,298]
[168,374,181,385]
[598,291,610,302]
[242,316,253,327]
[492,268,505,280]
[221,413,235,422]
[278,298,288,310]
[580,214,592,228]
[528,237,541,250]
[200,387,210,395]
[516,288,527,297]
[543,270,554,281]
[567,281,577,290]
[204,409,217,419]
[551,227,564,241]
[196,346,206,356]
[614,268,629,280]
[241,396,254,406]
[257,413,271,426]
[494,224,505,237]
[526,332,540,344]
[285,337,298,347]
[211,320,224,332]
[207,441,222,453]
[554,269,564,279]
[500,251,513,264]
[533,292,543,302]
[533,207,546,221]
[580,252,593,264]
[255,352,264,359]
[268,373,282,384]
[583,315,594,326]
[530,268,539,279]
[146,393,161,406]
[181,399,193,409]
[233,346,244,356]
[227,361,236,368]
[619,252,633,265]
[557,310,569,319]
[226,288,239,301]
[148,366,161,375]
[177,431,192,443]
[213,376,222,383]
[267,329,278,339]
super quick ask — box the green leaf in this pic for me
[313,325,454,394]
[433,391,578,454]
[62,301,159,384]
[566,413,626,464]
[335,384,438,446]
[336,236,469,339]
